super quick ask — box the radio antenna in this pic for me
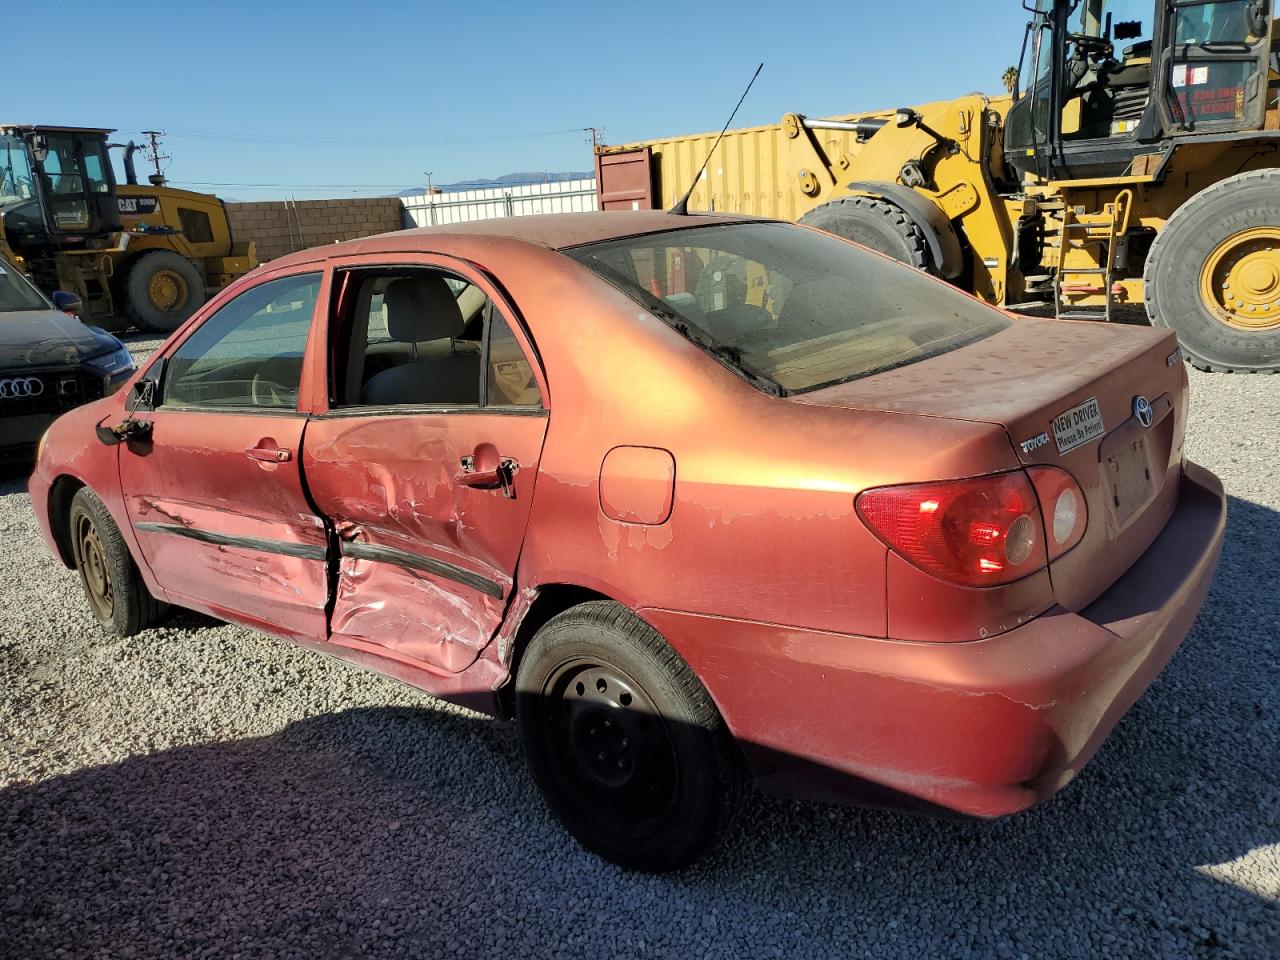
[669,63,763,215]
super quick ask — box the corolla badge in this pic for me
[1133,395,1153,428]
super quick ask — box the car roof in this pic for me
[265,211,761,270]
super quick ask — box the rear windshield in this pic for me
[566,221,1010,394]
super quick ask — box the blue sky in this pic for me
[13,0,1031,199]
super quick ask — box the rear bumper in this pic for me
[641,460,1226,817]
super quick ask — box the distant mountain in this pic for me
[398,171,593,197]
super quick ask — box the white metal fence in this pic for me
[401,178,598,227]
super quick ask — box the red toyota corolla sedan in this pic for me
[30,212,1225,870]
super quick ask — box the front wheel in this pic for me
[1144,169,1280,373]
[68,487,166,636]
[515,601,743,872]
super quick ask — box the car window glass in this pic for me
[487,310,541,407]
[82,151,110,194]
[0,258,50,312]
[338,270,524,408]
[568,222,1010,394]
[163,272,321,410]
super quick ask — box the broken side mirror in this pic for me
[98,358,165,444]
[51,290,82,317]
[125,358,165,413]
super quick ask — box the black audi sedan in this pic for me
[0,255,134,462]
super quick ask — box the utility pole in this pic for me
[583,127,604,151]
[423,171,436,226]
[140,130,169,186]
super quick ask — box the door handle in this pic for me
[245,445,292,463]
[457,455,518,498]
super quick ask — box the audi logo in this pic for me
[0,377,44,399]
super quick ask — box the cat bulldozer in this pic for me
[0,123,256,332]
[596,0,1280,372]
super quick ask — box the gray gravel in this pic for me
[2,339,1277,959]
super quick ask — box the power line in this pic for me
[149,126,586,148]
[171,180,415,189]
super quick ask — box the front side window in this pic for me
[163,272,321,410]
[0,135,36,203]
[334,268,541,409]
[567,222,1010,395]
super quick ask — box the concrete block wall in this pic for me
[227,197,406,263]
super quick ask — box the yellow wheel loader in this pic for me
[0,124,256,332]
[596,0,1280,373]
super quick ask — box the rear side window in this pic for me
[566,222,1010,394]
[163,272,320,410]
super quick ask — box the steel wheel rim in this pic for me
[75,513,113,620]
[1199,227,1280,331]
[539,656,680,835]
[148,269,188,312]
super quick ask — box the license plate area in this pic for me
[1104,437,1156,533]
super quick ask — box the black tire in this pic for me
[123,250,206,333]
[515,601,743,872]
[1144,169,1280,374]
[800,195,936,273]
[68,487,166,636]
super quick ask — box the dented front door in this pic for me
[119,269,330,639]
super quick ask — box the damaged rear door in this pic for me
[302,256,549,676]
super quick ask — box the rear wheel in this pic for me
[515,601,743,872]
[1144,169,1280,373]
[69,487,165,636]
[800,196,936,273]
[123,250,205,333]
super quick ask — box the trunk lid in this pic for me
[791,316,1187,610]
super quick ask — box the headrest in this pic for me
[384,275,464,343]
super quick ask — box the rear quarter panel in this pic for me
[432,238,1024,640]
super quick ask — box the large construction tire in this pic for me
[123,250,205,333]
[800,196,936,274]
[1144,169,1280,374]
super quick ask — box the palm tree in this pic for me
[1002,66,1020,95]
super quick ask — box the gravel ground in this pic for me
[1,337,1277,959]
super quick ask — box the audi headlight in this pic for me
[84,343,136,378]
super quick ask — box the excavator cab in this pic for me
[1005,0,1275,181]
[1,125,122,252]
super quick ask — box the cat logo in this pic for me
[118,195,159,216]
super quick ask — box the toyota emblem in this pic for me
[0,377,44,399]
[1133,395,1153,428]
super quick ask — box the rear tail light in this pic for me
[1027,466,1087,559]
[856,471,1048,587]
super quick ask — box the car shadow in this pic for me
[1,497,1276,958]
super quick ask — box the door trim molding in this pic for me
[135,522,327,560]
[339,541,504,599]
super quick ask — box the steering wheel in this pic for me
[250,373,291,407]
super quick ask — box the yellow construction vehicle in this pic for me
[0,124,256,332]
[596,1,1280,373]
